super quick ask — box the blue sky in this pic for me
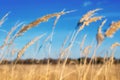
[0,0,120,59]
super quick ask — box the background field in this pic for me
[0,1,120,80]
[0,64,119,80]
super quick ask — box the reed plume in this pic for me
[84,16,103,26]
[111,42,120,49]
[59,9,103,59]
[77,8,103,31]
[79,8,101,23]
[17,33,46,60]
[16,10,75,37]
[105,21,120,37]
[71,9,103,48]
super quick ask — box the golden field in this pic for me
[0,8,120,80]
[0,64,120,80]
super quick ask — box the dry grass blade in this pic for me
[111,42,120,49]
[16,10,76,36]
[4,23,22,44]
[98,19,107,33]
[59,34,70,58]
[0,23,22,49]
[0,12,10,26]
[96,19,107,46]
[17,33,46,60]
[105,21,120,37]
[79,8,101,23]
[80,34,87,50]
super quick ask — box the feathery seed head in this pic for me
[17,10,76,37]
[111,42,120,49]
[105,21,120,37]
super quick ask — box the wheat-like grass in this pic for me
[16,10,75,37]
[105,21,120,37]
[58,9,103,78]
[84,16,103,26]
[0,12,10,26]
[60,9,103,61]
[37,11,64,53]
[17,33,46,60]
[79,8,101,23]
[110,42,120,49]
[77,9,103,31]
[1,8,120,80]
[96,19,107,46]
[78,16,103,31]
[70,9,103,50]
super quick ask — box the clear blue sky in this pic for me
[0,0,120,59]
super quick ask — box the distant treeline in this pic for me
[1,57,120,65]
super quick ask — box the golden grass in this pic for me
[111,42,120,49]
[105,21,120,37]
[0,64,119,80]
[17,34,46,60]
[16,10,75,37]
[96,19,106,46]
[79,9,101,23]
[0,8,120,80]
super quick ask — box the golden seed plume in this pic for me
[105,21,120,37]
[111,42,120,49]
[16,10,76,36]
[96,20,107,46]
[80,8,101,23]
[84,16,103,26]
[78,9,103,31]
[17,33,46,60]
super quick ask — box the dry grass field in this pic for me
[0,9,120,80]
[0,64,119,80]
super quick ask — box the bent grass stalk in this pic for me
[96,19,107,47]
[16,33,46,60]
[80,34,87,51]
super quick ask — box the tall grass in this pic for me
[0,8,120,80]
